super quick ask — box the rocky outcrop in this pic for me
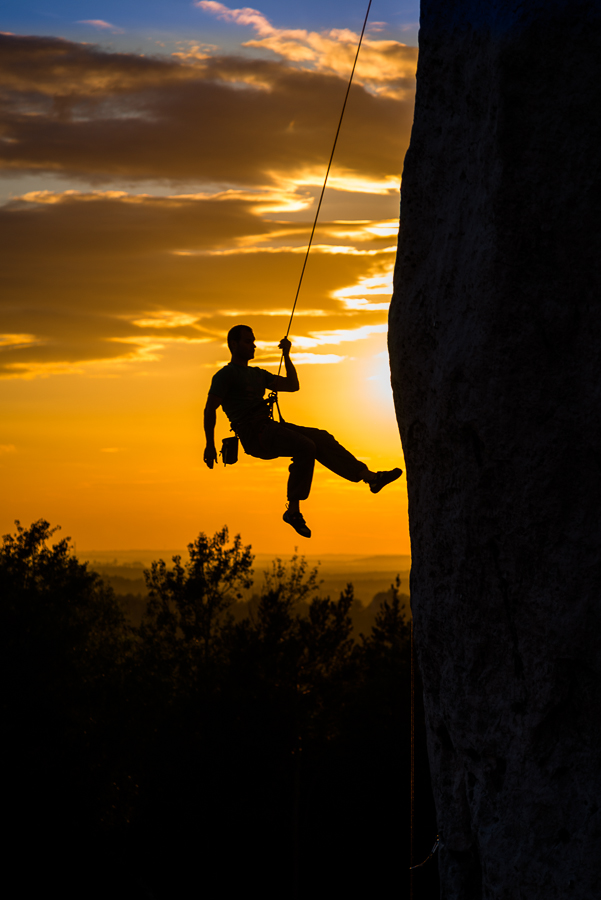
[389,1,601,897]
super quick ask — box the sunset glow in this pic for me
[0,1,417,555]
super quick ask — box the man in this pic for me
[203,324,402,538]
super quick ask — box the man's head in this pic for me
[227,324,255,363]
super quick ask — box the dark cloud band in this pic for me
[0,33,413,186]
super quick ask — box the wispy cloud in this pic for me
[77,20,124,34]
[332,269,394,311]
[288,352,346,365]
[195,2,417,98]
[0,333,41,348]
[131,312,200,329]
[0,33,411,189]
[195,3,274,35]
[0,187,394,377]
[244,351,347,366]
[282,323,388,349]
[180,243,394,258]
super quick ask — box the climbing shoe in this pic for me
[369,468,403,494]
[283,508,312,538]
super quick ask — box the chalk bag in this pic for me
[220,436,239,466]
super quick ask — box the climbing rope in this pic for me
[410,618,415,897]
[269,7,441,881]
[271,0,373,405]
[268,5,442,883]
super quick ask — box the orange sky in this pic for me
[0,5,417,555]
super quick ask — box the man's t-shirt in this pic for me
[209,363,275,426]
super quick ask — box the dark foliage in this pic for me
[2,520,131,894]
[2,521,438,900]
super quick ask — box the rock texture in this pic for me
[389,1,601,897]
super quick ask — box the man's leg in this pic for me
[280,424,368,483]
[247,421,401,537]
[256,422,316,537]
[280,423,403,493]
[258,421,316,500]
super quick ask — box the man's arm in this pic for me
[203,394,222,468]
[268,336,300,393]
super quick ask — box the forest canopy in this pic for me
[2,519,435,900]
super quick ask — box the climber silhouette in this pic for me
[204,324,402,538]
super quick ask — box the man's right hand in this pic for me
[279,336,292,356]
[204,444,218,469]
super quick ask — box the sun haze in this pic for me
[0,2,418,555]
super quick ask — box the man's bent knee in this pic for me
[290,434,317,458]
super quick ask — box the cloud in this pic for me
[251,323,389,364]
[0,33,190,96]
[0,33,413,187]
[283,352,345,365]
[188,243,394,258]
[131,312,200,329]
[278,323,388,349]
[331,269,394,311]
[0,333,40,349]
[196,2,274,34]
[0,22,404,379]
[0,188,394,378]
[195,2,417,98]
[77,20,124,34]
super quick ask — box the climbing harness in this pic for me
[266,390,285,422]
[225,391,282,454]
[270,0,374,422]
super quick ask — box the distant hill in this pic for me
[81,550,412,609]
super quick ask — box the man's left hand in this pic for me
[279,336,292,355]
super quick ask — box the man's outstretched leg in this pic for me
[283,424,402,495]
[363,468,404,492]
[279,424,402,536]
[257,421,402,539]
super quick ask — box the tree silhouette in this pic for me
[1,520,436,900]
[2,518,127,739]
[134,526,253,689]
[2,520,131,898]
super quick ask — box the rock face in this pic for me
[389,1,601,897]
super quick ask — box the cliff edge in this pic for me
[389,1,601,896]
